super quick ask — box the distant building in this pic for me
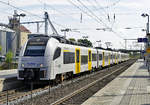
[0,23,31,57]
[20,25,31,47]
[0,27,16,56]
[0,10,31,56]
[8,10,31,55]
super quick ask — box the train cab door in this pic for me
[88,50,92,71]
[75,48,80,74]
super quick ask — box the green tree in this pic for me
[77,39,93,47]
[69,38,76,42]
[5,51,13,69]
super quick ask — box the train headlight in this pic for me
[40,64,43,67]
[21,64,24,67]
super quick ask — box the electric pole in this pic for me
[124,39,137,50]
[21,21,44,33]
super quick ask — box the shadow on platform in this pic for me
[101,92,149,97]
[119,75,150,79]
[141,104,150,105]
[138,65,147,70]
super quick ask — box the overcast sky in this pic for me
[0,0,149,49]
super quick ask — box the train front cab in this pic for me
[18,37,50,83]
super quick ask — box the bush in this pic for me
[5,51,13,64]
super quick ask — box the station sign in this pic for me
[137,38,148,43]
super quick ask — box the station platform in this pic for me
[82,59,150,105]
[0,69,22,91]
[0,69,17,79]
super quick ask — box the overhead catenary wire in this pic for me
[105,0,121,9]
[85,0,108,21]
[67,0,106,27]
[93,0,110,21]
[76,0,109,27]
[70,0,125,39]
[37,0,66,16]
[0,0,70,30]
[93,0,118,29]
[68,0,111,30]
[0,0,43,19]
[36,0,80,23]
[81,0,124,39]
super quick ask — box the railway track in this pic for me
[0,59,136,105]
[0,85,49,104]
[51,60,135,105]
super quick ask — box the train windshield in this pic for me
[24,37,49,56]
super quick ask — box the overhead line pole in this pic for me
[124,39,137,50]
[44,12,59,36]
[20,21,44,33]
[44,12,48,35]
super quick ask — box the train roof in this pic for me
[29,34,92,47]
[28,34,129,54]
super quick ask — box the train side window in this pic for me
[53,47,61,60]
[113,54,115,59]
[81,55,88,64]
[64,52,75,64]
[76,50,80,63]
[92,53,97,61]
[111,54,113,59]
[105,55,108,60]
[99,54,102,60]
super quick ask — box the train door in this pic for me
[88,50,92,70]
[75,48,80,74]
[102,52,105,67]
[115,53,117,64]
[108,53,111,65]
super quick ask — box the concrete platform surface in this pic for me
[82,59,150,105]
[0,69,17,79]
[0,69,21,91]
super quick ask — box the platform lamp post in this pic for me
[82,36,88,39]
[96,40,101,47]
[141,13,149,34]
[141,13,150,54]
[61,28,70,38]
[18,13,26,50]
